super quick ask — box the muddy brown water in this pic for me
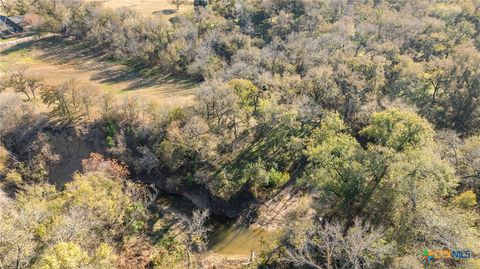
[156,192,272,256]
[208,223,269,256]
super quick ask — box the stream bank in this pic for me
[152,184,310,258]
[3,122,302,259]
[154,191,275,257]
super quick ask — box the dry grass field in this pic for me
[0,0,193,20]
[0,0,197,109]
[90,0,194,20]
[0,37,198,109]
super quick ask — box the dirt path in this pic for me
[0,33,56,49]
[250,186,313,231]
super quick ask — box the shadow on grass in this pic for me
[1,36,199,93]
[153,9,177,15]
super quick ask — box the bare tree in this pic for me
[0,92,33,139]
[99,92,116,119]
[0,0,8,14]
[196,80,241,134]
[135,146,159,174]
[121,96,139,123]
[180,209,211,268]
[282,218,388,269]
[78,84,100,119]
[0,69,44,100]
[41,80,82,123]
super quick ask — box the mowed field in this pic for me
[90,0,193,19]
[0,37,198,109]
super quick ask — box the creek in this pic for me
[156,192,272,256]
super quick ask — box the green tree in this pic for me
[0,154,147,269]
[360,108,434,151]
[452,190,477,209]
[33,242,90,269]
[228,78,261,116]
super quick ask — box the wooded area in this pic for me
[0,0,479,268]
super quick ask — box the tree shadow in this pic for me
[1,36,199,93]
[153,9,177,15]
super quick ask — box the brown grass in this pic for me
[89,0,194,20]
[0,37,198,109]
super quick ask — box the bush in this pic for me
[131,220,145,232]
[266,168,290,187]
[105,136,115,148]
[105,121,117,137]
[104,121,117,148]
[452,190,477,208]
[5,171,22,185]
[247,162,289,189]
[0,147,8,174]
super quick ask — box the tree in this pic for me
[440,134,480,197]
[180,209,211,269]
[0,92,33,139]
[228,78,262,116]
[0,184,56,269]
[135,146,159,174]
[0,154,147,269]
[157,116,219,187]
[452,190,477,209]
[196,80,242,135]
[0,69,44,100]
[81,153,130,180]
[41,80,82,123]
[0,0,31,15]
[403,44,480,134]
[0,147,8,173]
[77,84,100,119]
[299,66,343,110]
[360,108,434,152]
[304,111,458,230]
[40,80,101,123]
[304,117,393,227]
[169,0,187,10]
[33,242,90,269]
[33,242,116,269]
[99,92,117,120]
[120,96,139,124]
[62,173,146,239]
[280,216,390,269]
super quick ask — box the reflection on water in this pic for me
[155,192,274,256]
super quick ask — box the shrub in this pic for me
[5,171,22,185]
[266,168,290,187]
[452,190,477,208]
[105,121,117,138]
[0,147,8,174]
[105,136,115,148]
